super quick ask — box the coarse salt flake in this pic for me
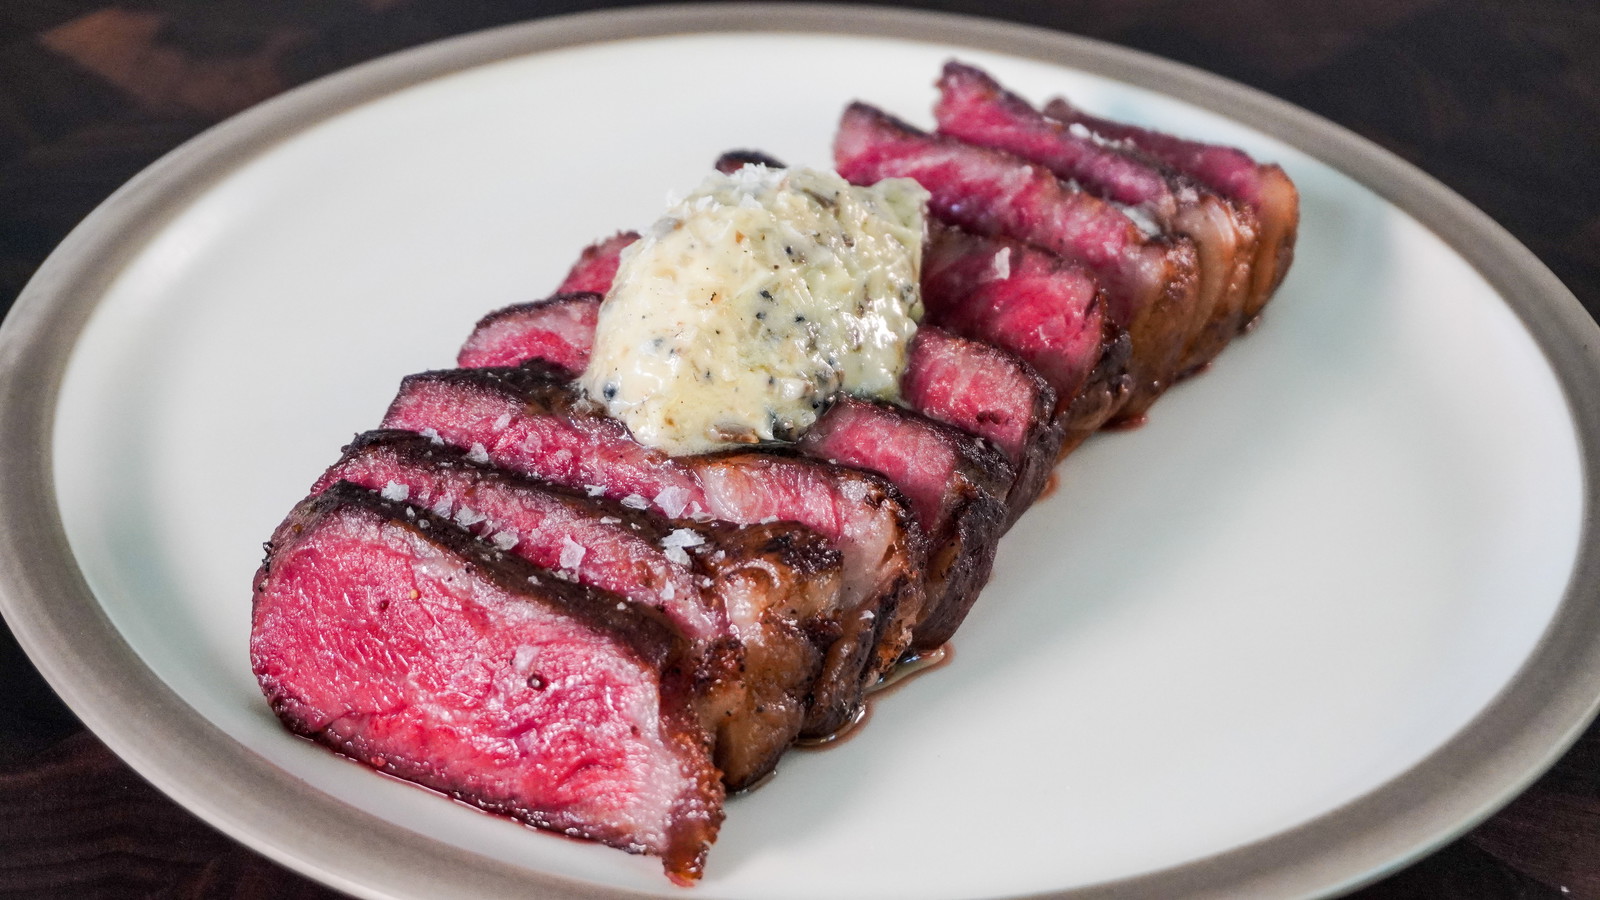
[420,427,444,445]
[454,506,485,528]
[466,443,490,464]
[661,528,705,550]
[585,484,606,498]
[987,246,1011,281]
[491,530,519,551]
[431,497,453,518]
[660,528,704,567]
[493,412,512,430]
[621,494,650,510]
[559,536,587,571]
[655,486,690,518]
[380,481,410,502]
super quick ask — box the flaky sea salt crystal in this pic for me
[986,246,1011,281]
[654,486,690,518]
[621,494,650,510]
[431,497,453,518]
[380,481,410,502]
[466,443,490,464]
[420,427,444,445]
[599,516,621,525]
[454,506,486,528]
[661,528,705,550]
[560,536,587,571]
[660,528,704,567]
[493,412,512,430]
[585,485,606,498]
[491,530,519,551]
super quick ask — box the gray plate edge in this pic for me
[1,5,1597,899]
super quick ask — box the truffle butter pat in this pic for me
[579,165,928,455]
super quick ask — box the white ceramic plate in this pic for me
[4,6,1600,899]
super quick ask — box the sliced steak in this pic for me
[902,327,1062,522]
[834,101,1201,420]
[920,224,1130,454]
[251,482,722,884]
[799,396,1010,649]
[556,231,640,295]
[457,293,1065,511]
[457,292,599,371]
[935,61,1258,373]
[311,430,840,788]
[921,223,1109,407]
[1042,97,1298,321]
[381,366,926,738]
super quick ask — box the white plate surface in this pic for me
[8,7,1598,900]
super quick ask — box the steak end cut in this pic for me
[251,483,723,883]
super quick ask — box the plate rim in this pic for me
[3,5,1598,899]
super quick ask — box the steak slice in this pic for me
[901,327,1062,522]
[251,482,722,884]
[834,101,1201,421]
[920,224,1130,455]
[1042,97,1299,321]
[457,292,599,371]
[798,396,1011,649]
[921,223,1109,407]
[935,61,1259,374]
[311,430,840,788]
[381,366,926,738]
[556,231,640,295]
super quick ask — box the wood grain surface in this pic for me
[2,1,1598,897]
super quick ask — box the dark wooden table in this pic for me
[2,2,1598,897]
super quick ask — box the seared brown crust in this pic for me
[693,522,839,785]
[797,396,1011,651]
[714,149,787,173]
[691,447,927,736]
[253,483,722,883]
